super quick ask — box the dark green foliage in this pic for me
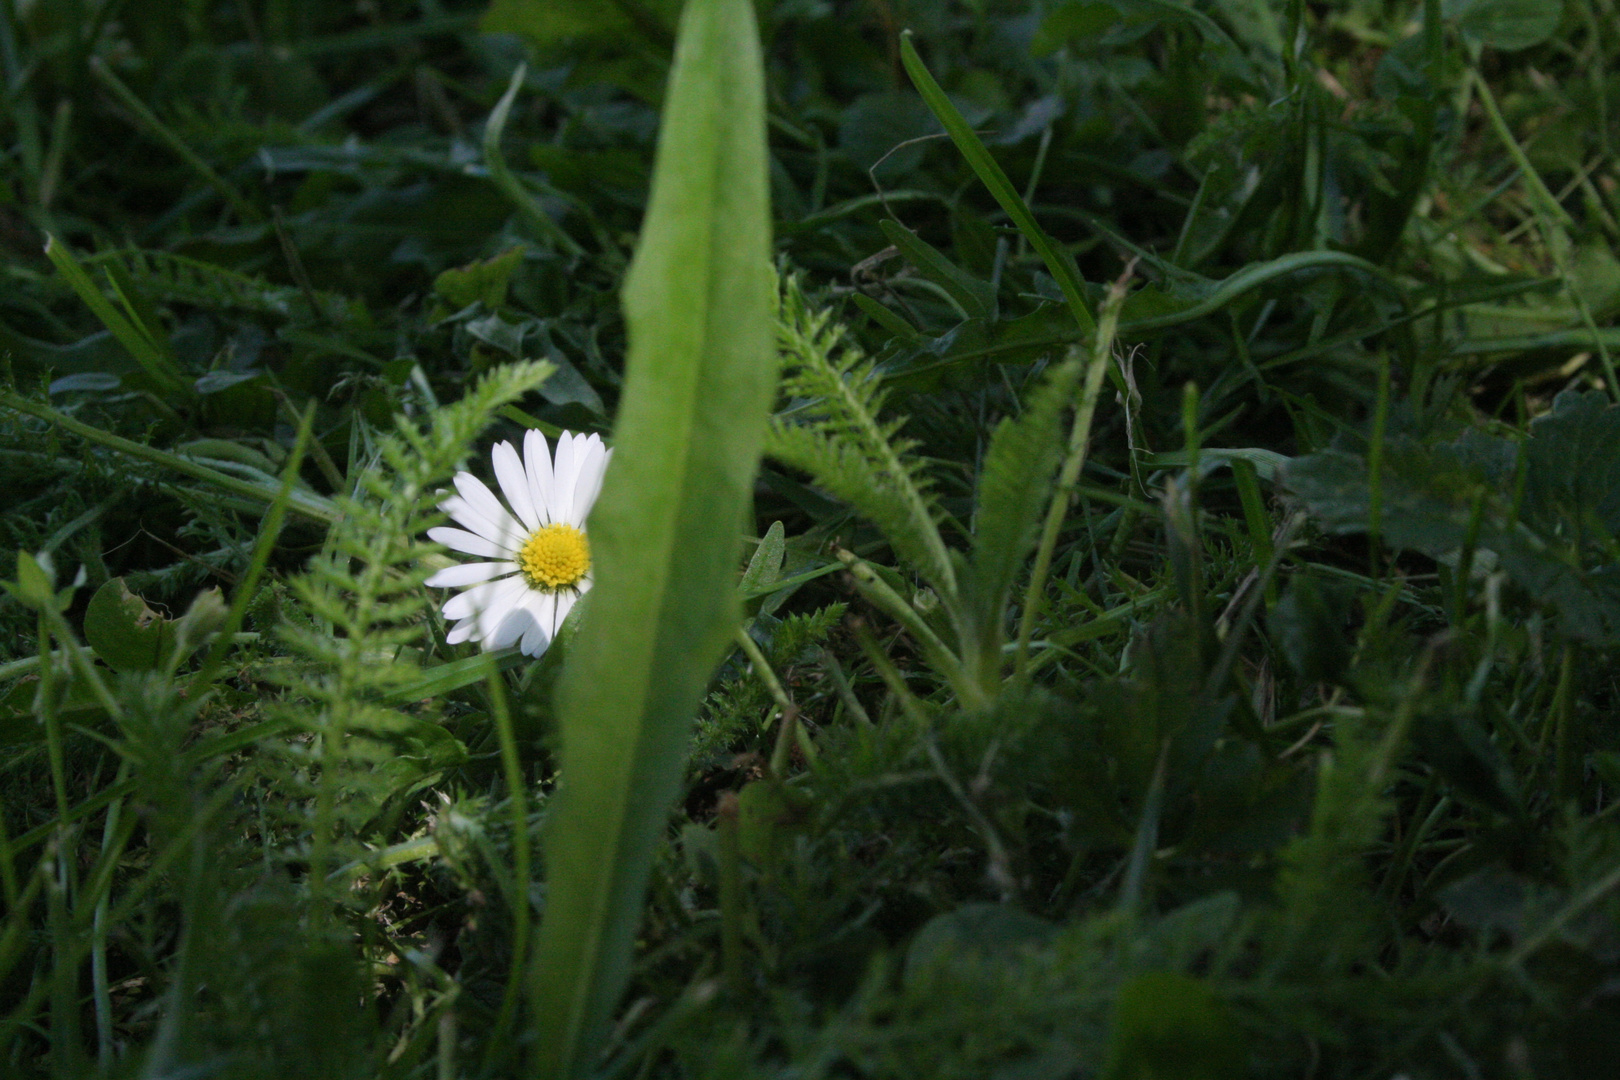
[3,1,1620,1078]
[1286,389,1620,642]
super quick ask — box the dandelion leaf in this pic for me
[1284,390,1620,643]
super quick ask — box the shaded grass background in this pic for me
[2,0,1620,1077]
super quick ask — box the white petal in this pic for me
[492,441,540,531]
[524,429,556,523]
[551,433,580,529]
[443,576,525,621]
[487,606,532,651]
[440,496,526,549]
[428,527,511,559]
[425,561,517,589]
[476,578,533,645]
[552,590,579,635]
[446,617,478,645]
[569,436,609,525]
[454,472,524,542]
[518,619,550,657]
[517,592,557,656]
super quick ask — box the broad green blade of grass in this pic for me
[529,0,774,1075]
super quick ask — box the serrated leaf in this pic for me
[769,281,957,597]
[1413,709,1524,818]
[530,1,775,1074]
[766,422,955,594]
[1282,439,1495,557]
[1522,388,1620,536]
[1268,577,1351,684]
[1284,391,1620,643]
[965,354,1084,654]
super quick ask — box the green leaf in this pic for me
[1092,615,1228,805]
[838,91,943,175]
[84,578,175,673]
[1101,971,1246,1080]
[481,0,679,49]
[1282,438,1499,558]
[432,247,525,311]
[903,903,1056,984]
[851,292,923,342]
[1521,388,1620,536]
[1032,2,1123,55]
[964,354,1085,659]
[529,0,776,1074]
[1284,391,1620,643]
[739,520,786,598]
[1140,446,1291,482]
[1413,709,1524,818]
[1268,577,1351,684]
[878,219,997,321]
[735,776,813,868]
[3,551,57,610]
[1445,0,1565,51]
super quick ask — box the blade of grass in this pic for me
[1469,64,1618,398]
[87,57,262,224]
[485,64,586,257]
[0,390,340,524]
[42,234,189,399]
[899,32,1096,337]
[483,659,533,1067]
[187,404,316,693]
[529,0,776,1074]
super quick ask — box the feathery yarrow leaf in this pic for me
[268,360,554,887]
[768,280,956,597]
[967,354,1086,634]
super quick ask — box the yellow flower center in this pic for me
[517,523,590,591]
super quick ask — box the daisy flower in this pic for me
[426,429,609,657]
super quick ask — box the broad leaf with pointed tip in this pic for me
[529,1,775,1074]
